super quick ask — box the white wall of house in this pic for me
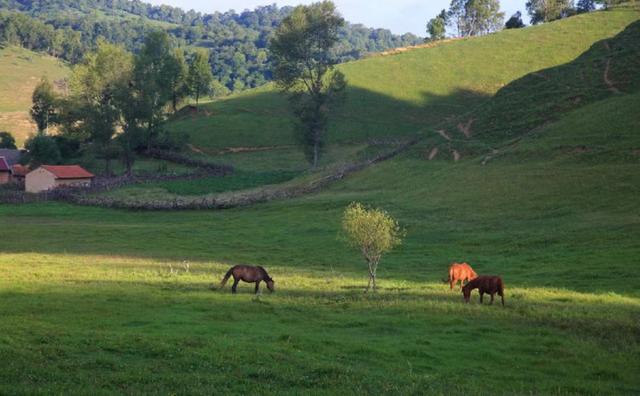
[25,168,57,193]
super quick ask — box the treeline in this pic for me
[426,0,633,40]
[0,0,422,92]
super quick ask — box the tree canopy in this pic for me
[448,0,505,37]
[0,1,422,93]
[427,9,448,41]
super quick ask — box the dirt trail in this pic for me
[187,144,205,154]
[603,58,621,94]
[457,118,474,138]
[452,150,461,162]
[377,38,463,57]
[436,129,452,141]
[602,40,621,94]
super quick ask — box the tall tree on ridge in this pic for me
[427,9,448,41]
[187,48,214,108]
[526,0,575,24]
[448,0,505,37]
[269,0,347,169]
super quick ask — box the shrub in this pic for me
[342,202,404,292]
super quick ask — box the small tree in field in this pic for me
[342,202,404,293]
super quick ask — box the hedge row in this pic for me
[63,138,419,210]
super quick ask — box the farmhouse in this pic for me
[25,165,94,193]
[0,157,10,184]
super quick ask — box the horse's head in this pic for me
[266,277,275,292]
[462,284,472,303]
[469,270,479,281]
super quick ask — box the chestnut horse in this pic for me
[445,262,478,290]
[218,265,275,294]
[462,276,504,306]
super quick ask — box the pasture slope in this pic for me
[0,46,69,146]
[1,8,640,396]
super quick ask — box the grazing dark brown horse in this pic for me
[445,262,478,290]
[218,265,275,294]
[462,276,505,306]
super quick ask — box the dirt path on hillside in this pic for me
[187,144,205,154]
[452,150,461,162]
[457,118,474,138]
[603,58,621,94]
[436,129,452,141]
[602,40,621,94]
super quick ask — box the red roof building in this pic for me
[40,165,95,179]
[25,165,95,193]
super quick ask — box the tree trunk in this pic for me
[365,259,374,293]
[146,121,154,152]
[312,140,319,169]
[125,154,134,177]
[370,260,379,292]
[172,91,178,113]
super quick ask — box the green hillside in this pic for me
[1,8,639,395]
[0,46,69,145]
[168,9,640,154]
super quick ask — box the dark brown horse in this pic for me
[445,262,478,290]
[218,265,275,294]
[462,276,504,306]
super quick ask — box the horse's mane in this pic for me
[256,265,272,280]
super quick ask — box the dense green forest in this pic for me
[0,0,422,92]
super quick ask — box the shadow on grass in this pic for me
[167,81,491,150]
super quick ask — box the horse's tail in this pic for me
[219,267,235,289]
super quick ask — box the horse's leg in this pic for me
[255,281,260,295]
[231,278,240,294]
[450,278,454,290]
[490,293,495,305]
[479,292,484,304]
[501,292,505,307]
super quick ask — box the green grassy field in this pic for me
[1,161,639,394]
[1,92,639,392]
[0,46,69,145]
[1,8,640,395]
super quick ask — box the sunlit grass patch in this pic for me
[1,252,639,394]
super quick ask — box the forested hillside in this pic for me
[0,0,421,92]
